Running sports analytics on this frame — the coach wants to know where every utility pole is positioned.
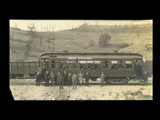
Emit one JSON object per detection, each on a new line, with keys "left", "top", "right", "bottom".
{"left": 96, "top": 21, "right": 98, "bottom": 26}
{"left": 137, "top": 24, "right": 139, "bottom": 38}
{"left": 28, "top": 23, "right": 36, "bottom": 38}
{"left": 96, "top": 20, "right": 99, "bottom": 29}
{"left": 14, "top": 21, "right": 18, "bottom": 28}
{"left": 124, "top": 24, "right": 128, "bottom": 29}
{"left": 40, "top": 24, "right": 42, "bottom": 32}
{"left": 131, "top": 42, "right": 134, "bottom": 52}
{"left": 46, "top": 24, "right": 48, "bottom": 32}
{"left": 51, "top": 40, "right": 55, "bottom": 52}
{"left": 47, "top": 40, "right": 50, "bottom": 50}
{"left": 40, "top": 36, "right": 42, "bottom": 47}
{"left": 49, "top": 24, "right": 51, "bottom": 32}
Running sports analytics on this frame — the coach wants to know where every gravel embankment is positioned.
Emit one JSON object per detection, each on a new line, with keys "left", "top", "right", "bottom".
{"left": 10, "top": 84, "right": 153, "bottom": 100}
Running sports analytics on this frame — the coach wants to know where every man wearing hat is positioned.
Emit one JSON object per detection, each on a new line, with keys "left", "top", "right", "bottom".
{"left": 100, "top": 72, "right": 105, "bottom": 87}
{"left": 72, "top": 73, "right": 77, "bottom": 90}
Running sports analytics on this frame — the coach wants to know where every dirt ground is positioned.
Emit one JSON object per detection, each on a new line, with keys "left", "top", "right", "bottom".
{"left": 10, "top": 79, "right": 153, "bottom": 100}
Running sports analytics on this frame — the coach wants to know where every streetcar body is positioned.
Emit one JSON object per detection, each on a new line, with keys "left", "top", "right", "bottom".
{"left": 39, "top": 52, "right": 146, "bottom": 83}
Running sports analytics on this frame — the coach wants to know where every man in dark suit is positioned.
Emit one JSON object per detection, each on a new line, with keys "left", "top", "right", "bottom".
{"left": 68, "top": 73, "right": 72, "bottom": 87}
{"left": 56, "top": 72, "right": 61, "bottom": 86}
{"left": 62, "top": 70, "right": 67, "bottom": 86}
{"left": 42, "top": 65, "right": 46, "bottom": 81}
{"left": 44, "top": 70, "right": 50, "bottom": 86}
{"left": 59, "top": 75, "right": 64, "bottom": 90}
{"left": 85, "top": 72, "right": 90, "bottom": 86}
{"left": 72, "top": 73, "right": 77, "bottom": 90}
{"left": 143, "top": 71, "right": 148, "bottom": 86}
{"left": 50, "top": 72, "right": 55, "bottom": 86}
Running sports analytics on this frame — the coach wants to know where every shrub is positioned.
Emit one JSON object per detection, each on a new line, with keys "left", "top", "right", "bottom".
{"left": 88, "top": 40, "right": 96, "bottom": 47}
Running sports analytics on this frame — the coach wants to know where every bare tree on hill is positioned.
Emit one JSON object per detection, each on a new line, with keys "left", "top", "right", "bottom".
{"left": 99, "top": 34, "right": 111, "bottom": 47}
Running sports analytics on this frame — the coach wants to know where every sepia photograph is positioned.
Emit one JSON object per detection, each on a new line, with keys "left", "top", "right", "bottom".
{"left": 9, "top": 19, "right": 153, "bottom": 100}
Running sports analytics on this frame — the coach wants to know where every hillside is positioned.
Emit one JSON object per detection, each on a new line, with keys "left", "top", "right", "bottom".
{"left": 9, "top": 23, "right": 152, "bottom": 61}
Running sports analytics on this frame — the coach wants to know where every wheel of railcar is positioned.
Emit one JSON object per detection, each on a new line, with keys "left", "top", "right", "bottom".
{"left": 124, "top": 80, "right": 128, "bottom": 85}
{"left": 11, "top": 74, "right": 16, "bottom": 79}
{"left": 29, "top": 74, "right": 35, "bottom": 77}
{"left": 10, "top": 74, "right": 13, "bottom": 79}
{"left": 106, "top": 81, "right": 111, "bottom": 85}
{"left": 105, "top": 78, "right": 110, "bottom": 85}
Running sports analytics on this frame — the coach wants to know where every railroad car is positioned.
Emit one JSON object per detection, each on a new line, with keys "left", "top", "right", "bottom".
{"left": 144, "top": 60, "right": 153, "bottom": 77}
{"left": 38, "top": 52, "right": 148, "bottom": 83}
{"left": 10, "top": 61, "right": 39, "bottom": 78}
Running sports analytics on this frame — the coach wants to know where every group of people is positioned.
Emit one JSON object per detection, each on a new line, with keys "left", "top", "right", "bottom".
{"left": 52, "top": 71, "right": 91, "bottom": 90}
{"left": 35, "top": 64, "right": 106, "bottom": 89}
{"left": 35, "top": 65, "right": 91, "bottom": 89}
{"left": 56, "top": 71, "right": 106, "bottom": 89}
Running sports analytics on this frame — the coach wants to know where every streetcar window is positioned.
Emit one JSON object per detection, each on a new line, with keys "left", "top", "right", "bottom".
{"left": 41, "top": 60, "right": 44, "bottom": 63}
{"left": 111, "top": 61, "right": 118, "bottom": 69}
{"left": 66, "top": 63, "right": 72, "bottom": 69}
{"left": 46, "top": 60, "right": 49, "bottom": 68}
{"left": 95, "top": 61, "right": 101, "bottom": 64}
{"left": 126, "top": 64, "right": 132, "bottom": 69}
{"left": 80, "top": 64, "right": 87, "bottom": 69}
{"left": 12, "top": 63, "right": 17, "bottom": 66}
{"left": 43, "top": 60, "right": 46, "bottom": 65}
{"left": 111, "top": 64, "right": 118, "bottom": 69}
{"left": 73, "top": 63, "right": 79, "bottom": 69}
{"left": 60, "top": 61, "right": 65, "bottom": 69}
{"left": 94, "top": 64, "right": 101, "bottom": 69}
{"left": 118, "top": 60, "right": 124, "bottom": 69}
{"left": 111, "top": 61, "right": 118, "bottom": 64}
{"left": 51, "top": 60, "right": 59, "bottom": 68}
{"left": 101, "top": 61, "right": 108, "bottom": 68}
{"left": 94, "top": 61, "right": 101, "bottom": 69}
{"left": 79, "top": 61, "right": 86, "bottom": 64}
{"left": 88, "top": 64, "right": 94, "bottom": 69}
{"left": 126, "top": 61, "right": 132, "bottom": 69}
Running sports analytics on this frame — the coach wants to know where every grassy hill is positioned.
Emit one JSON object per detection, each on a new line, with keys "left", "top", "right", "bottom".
{"left": 9, "top": 23, "right": 152, "bottom": 61}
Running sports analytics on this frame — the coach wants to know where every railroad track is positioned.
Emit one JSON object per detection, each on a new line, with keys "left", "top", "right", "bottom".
{"left": 9, "top": 79, "right": 152, "bottom": 86}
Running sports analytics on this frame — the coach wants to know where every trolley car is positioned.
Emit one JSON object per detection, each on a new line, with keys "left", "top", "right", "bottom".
{"left": 38, "top": 52, "right": 147, "bottom": 83}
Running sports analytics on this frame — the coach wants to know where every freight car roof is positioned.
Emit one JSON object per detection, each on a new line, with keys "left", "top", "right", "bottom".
{"left": 39, "top": 52, "right": 143, "bottom": 59}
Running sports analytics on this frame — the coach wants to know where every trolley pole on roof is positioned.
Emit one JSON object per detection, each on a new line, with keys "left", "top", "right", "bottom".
{"left": 51, "top": 40, "right": 55, "bottom": 52}
{"left": 40, "top": 36, "right": 42, "bottom": 47}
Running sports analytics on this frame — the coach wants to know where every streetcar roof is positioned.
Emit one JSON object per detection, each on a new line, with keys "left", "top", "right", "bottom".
{"left": 39, "top": 52, "right": 143, "bottom": 59}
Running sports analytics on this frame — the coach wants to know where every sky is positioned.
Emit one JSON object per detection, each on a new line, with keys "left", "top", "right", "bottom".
{"left": 10, "top": 20, "right": 152, "bottom": 32}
